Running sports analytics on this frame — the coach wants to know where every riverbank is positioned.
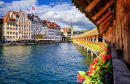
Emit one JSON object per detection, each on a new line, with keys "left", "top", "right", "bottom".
{"left": 0, "top": 41, "right": 73, "bottom": 46}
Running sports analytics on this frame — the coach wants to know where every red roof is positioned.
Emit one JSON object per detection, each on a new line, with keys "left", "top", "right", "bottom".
{"left": 44, "top": 20, "right": 61, "bottom": 28}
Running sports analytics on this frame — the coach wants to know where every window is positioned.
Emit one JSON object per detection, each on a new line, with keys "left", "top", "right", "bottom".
{"left": 7, "top": 27, "right": 9, "bottom": 30}
{"left": 10, "top": 36, "right": 12, "bottom": 38}
{"left": 10, "top": 27, "right": 12, "bottom": 30}
{"left": 10, "top": 32, "right": 12, "bottom": 34}
{"left": 7, "top": 23, "right": 9, "bottom": 25}
{"left": 10, "top": 23, "right": 12, "bottom": 26}
{"left": 13, "top": 32, "right": 15, "bottom": 34}
{"left": 7, "top": 36, "right": 9, "bottom": 38}
{"left": 7, "top": 31, "right": 9, "bottom": 34}
{"left": 13, "top": 36, "right": 15, "bottom": 38}
{"left": 13, "top": 24, "right": 15, "bottom": 26}
{"left": 16, "top": 28, "right": 17, "bottom": 30}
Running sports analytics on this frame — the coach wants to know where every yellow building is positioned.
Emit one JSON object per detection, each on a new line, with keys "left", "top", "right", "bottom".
{"left": 1, "top": 11, "right": 17, "bottom": 43}
{"left": 1, "top": 9, "right": 31, "bottom": 43}
{"left": 17, "top": 9, "right": 31, "bottom": 39}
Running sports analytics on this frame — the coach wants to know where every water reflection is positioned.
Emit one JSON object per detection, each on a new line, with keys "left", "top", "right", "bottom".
{"left": 0, "top": 43, "right": 94, "bottom": 84}
{"left": 74, "top": 44, "right": 96, "bottom": 69}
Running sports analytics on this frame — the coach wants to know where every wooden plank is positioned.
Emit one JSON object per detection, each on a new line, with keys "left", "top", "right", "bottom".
{"left": 100, "top": 22, "right": 109, "bottom": 34}
{"left": 96, "top": 11, "right": 112, "bottom": 24}
{"left": 100, "top": 14, "right": 112, "bottom": 26}
{"left": 86, "top": 0, "right": 91, "bottom": 4}
{"left": 85, "top": 0, "right": 100, "bottom": 12}
{"left": 92, "top": 0, "right": 114, "bottom": 20}
{"left": 77, "top": 0, "right": 87, "bottom": 9}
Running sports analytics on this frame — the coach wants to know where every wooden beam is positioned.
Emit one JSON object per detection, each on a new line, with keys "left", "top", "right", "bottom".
{"left": 77, "top": 0, "right": 87, "bottom": 9}
{"left": 100, "top": 14, "right": 112, "bottom": 26}
{"left": 100, "top": 22, "right": 109, "bottom": 34}
{"left": 92, "top": 0, "right": 114, "bottom": 20}
{"left": 86, "top": 0, "right": 91, "bottom": 4}
{"left": 96, "top": 11, "right": 112, "bottom": 24}
{"left": 85, "top": 0, "right": 100, "bottom": 12}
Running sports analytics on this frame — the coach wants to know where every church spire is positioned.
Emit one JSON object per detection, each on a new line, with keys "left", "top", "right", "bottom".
{"left": 19, "top": 9, "right": 22, "bottom": 13}
{"left": 70, "top": 20, "right": 73, "bottom": 29}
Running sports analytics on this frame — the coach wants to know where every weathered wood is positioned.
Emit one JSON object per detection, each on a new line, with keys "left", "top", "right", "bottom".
{"left": 85, "top": 0, "right": 100, "bottom": 12}
{"left": 77, "top": 0, "right": 87, "bottom": 9}
{"left": 96, "top": 11, "right": 112, "bottom": 24}
{"left": 86, "top": 0, "right": 91, "bottom": 4}
{"left": 100, "top": 14, "right": 112, "bottom": 26}
{"left": 92, "top": 0, "right": 114, "bottom": 20}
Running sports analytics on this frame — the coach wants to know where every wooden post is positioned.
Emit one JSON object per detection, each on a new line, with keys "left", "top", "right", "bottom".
{"left": 91, "top": 51, "right": 94, "bottom": 57}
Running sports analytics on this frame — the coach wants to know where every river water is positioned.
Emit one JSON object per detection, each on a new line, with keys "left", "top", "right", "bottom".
{"left": 0, "top": 43, "right": 95, "bottom": 84}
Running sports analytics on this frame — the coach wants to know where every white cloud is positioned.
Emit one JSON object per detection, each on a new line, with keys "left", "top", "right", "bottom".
{"left": 0, "top": 1, "right": 5, "bottom": 6}
{"left": 0, "top": 0, "right": 96, "bottom": 31}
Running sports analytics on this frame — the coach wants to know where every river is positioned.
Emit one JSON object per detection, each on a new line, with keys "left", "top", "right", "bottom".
{"left": 0, "top": 43, "right": 95, "bottom": 84}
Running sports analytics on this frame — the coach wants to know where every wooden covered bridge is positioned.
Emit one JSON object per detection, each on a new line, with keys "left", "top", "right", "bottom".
{"left": 72, "top": 0, "right": 130, "bottom": 83}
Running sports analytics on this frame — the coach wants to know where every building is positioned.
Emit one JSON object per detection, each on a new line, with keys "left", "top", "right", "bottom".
{"left": 16, "top": 9, "right": 31, "bottom": 40}
{"left": 41, "top": 19, "right": 49, "bottom": 39}
{"left": 1, "top": 11, "right": 18, "bottom": 43}
{"left": 44, "top": 20, "right": 61, "bottom": 42}
{"left": 60, "top": 21, "right": 73, "bottom": 41}
{"left": 28, "top": 13, "right": 43, "bottom": 39}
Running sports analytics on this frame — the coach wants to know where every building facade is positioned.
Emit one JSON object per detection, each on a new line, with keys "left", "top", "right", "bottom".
{"left": 16, "top": 9, "right": 31, "bottom": 40}
{"left": 60, "top": 21, "right": 73, "bottom": 41}
{"left": 28, "top": 13, "right": 43, "bottom": 39}
{"left": 0, "top": 9, "right": 62, "bottom": 43}
{"left": 1, "top": 11, "right": 17, "bottom": 43}
{"left": 44, "top": 20, "right": 61, "bottom": 42}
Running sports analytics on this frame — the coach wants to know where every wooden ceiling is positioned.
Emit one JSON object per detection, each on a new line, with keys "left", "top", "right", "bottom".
{"left": 71, "top": 0, "right": 114, "bottom": 35}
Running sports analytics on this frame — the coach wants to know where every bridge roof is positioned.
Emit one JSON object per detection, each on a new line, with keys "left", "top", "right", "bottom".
{"left": 74, "top": 28, "right": 99, "bottom": 38}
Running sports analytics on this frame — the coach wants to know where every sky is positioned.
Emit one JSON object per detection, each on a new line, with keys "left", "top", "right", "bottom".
{"left": 0, "top": 0, "right": 96, "bottom": 31}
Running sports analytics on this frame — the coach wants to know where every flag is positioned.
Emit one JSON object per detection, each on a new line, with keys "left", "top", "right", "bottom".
{"left": 32, "top": 7, "right": 35, "bottom": 10}
{"left": 48, "top": 28, "right": 49, "bottom": 30}
{"left": 12, "top": 28, "right": 15, "bottom": 30}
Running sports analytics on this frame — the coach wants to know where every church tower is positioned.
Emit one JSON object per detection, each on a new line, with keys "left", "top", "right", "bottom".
{"left": 70, "top": 20, "right": 73, "bottom": 36}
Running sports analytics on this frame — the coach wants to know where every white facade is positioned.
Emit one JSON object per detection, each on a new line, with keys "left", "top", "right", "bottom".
{"left": 48, "top": 27, "right": 61, "bottom": 41}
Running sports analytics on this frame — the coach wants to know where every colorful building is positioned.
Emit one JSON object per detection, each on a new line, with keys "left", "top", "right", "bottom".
{"left": 60, "top": 21, "right": 73, "bottom": 41}
{"left": 1, "top": 11, "right": 17, "bottom": 43}
{"left": 44, "top": 20, "right": 61, "bottom": 42}
{"left": 16, "top": 9, "right": 31, "bottom": 40}
{"left": 28, "top": 13, "right": 43, "bottom": 39}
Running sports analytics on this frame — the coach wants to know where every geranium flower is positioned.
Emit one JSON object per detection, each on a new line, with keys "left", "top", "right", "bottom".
{"left": 77, "top": 74, "right": 85, "bottom": 82}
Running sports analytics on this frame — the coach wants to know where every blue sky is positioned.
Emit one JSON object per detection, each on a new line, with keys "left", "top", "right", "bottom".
{"left": 0, "top": 0, "right": 96, "bottom": 31}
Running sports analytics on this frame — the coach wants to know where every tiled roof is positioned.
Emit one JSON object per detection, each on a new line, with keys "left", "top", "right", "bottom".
{"left": 44, "top": 20, "right": 60, "bottom": 28}
{"left": 1, "top": 11, "right": 21, "bottom": 23}
{"left": 61, "top": 28, "right": 70, "bottom": 33}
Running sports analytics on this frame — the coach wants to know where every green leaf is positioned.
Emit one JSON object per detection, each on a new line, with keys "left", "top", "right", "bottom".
{"left": 98, "top": 80, "right": 103, "bottom": 84}
{"left": 78, "top": 71, "right": 86, "bottom": 76}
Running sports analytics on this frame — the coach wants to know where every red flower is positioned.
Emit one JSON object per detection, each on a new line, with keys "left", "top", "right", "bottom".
{"left": 77, "top": 74, "right": 85, "bottom": 82}
{"left": 93, "top": 60, "right": 97, "bottom": 63}
{"left": 98, "top": 73, "right": 101, "bottom": 76}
